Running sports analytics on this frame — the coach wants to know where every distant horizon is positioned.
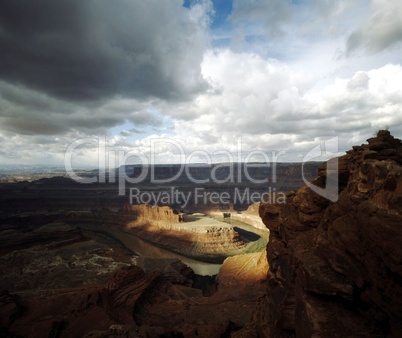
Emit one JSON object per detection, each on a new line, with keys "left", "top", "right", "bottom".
{"left": 0, "top": 159, "right": 327, "bottom": 171}
{"left": 1, "top": 1, "right": 401, "bottom": 165}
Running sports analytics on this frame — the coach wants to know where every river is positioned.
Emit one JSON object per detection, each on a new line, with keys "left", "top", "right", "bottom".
{"left": 78, "top": 223, "right": 222, "bottom": 276}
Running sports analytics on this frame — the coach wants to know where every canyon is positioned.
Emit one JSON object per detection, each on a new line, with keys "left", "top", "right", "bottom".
{"left": 0, "top": 210, "right": 268, "bottom": 337}
{"left": 123, "top": 204, "right": 268, "bottom": 263}
{"left": 1, "top": 132, "right": 401, "bottom": 336}
{"left": 0, "top": 164, "right": 274, "bottom": 337}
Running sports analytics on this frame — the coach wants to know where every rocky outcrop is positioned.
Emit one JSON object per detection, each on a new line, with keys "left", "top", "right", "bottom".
{"left": 244, "top": 131, "right": 402, "bottom": 337}
{"left": 125, "top": 204, "right": 182, "bottom": 223}
{"left": 217, "top": 250, "right": 268, "bottom": 288}
{"left": 0, "top": 266, "right": 169, "bottom": 337}
{"left": 124, "top": 205, "right": 264, "bottom": 263}
{"left": 1, "top": 261, "right": 267, "bottom": 337}
{"left": 233, "top": 203, "right": 270, "bottom": 231}
{"left": 0, "top": 221, "right": 87, "bottom": 255}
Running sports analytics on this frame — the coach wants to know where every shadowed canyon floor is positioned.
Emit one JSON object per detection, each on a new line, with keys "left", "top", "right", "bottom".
{"left": 0, "top": 170, "right": 272, "bottom": 337}
{"left": 1, "top": 133, "right": 402, "bottom": 337}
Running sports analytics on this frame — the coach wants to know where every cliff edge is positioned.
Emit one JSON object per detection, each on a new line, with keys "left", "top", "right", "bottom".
{"left": 123, "top": 204, "right": 266, "bottom": 263}
{"left": 240, "top": 130, "right": 402, "bottom": 337}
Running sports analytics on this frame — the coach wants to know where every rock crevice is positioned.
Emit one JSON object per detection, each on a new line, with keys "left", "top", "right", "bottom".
{"left": 246, "top": 131, "right": 402, "bottom": 337}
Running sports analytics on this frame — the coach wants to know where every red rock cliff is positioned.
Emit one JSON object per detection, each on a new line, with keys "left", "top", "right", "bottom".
{"left": 241, "top": 130, "right": 402, "bottom": 337}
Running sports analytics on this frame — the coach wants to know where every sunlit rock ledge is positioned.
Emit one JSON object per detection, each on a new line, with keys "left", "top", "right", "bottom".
{"left": 123, "top": 204, "right": 267, "bottom": 263}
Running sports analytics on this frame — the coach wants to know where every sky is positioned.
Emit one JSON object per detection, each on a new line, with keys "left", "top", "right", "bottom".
{"left": 0, "top": 0, "right": 402, "bottom": 168}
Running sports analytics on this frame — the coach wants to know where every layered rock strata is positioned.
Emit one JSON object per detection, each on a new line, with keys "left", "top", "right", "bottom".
{"left": 209, "top": 202, "right": 270, "bottom": 232}
{"left": 241, "top": 130, "right": 402, "bottom": 337}
{"left": 1, "top": 254, "right": 268, "bottom": 337}
{"left": 124, "top": 204, "right": 263, "bottom": 263}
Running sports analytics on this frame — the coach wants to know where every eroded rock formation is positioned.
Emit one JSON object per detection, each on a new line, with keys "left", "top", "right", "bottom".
{"left": 242, "top": 130, "right": 402, "bottom": 337}
{"left": 123, "top": 205, "right": 262, "bottom": 263}
{"left": 1, "top": 255, "right": 268, "bottom": 337}
{"left": 126, "top": 204, "right": 182, "bottom": 223}
{"left": 2, "top": 132, "right": 401, "bottom": 337}
{"left": 217, "top": 250, "right": 268, "bottom": 288}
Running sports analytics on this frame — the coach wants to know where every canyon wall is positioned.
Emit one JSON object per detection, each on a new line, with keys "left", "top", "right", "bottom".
{"left": 217, "top": 250, "right": 268, "bottom": 288}
{"left": 209, "top": 203, "right": 269, "bottom": 232}
{"left": 233, "top": 203, "right": 269, "bottom": 231}
{"left": 1, "top": 254, "right": 268, "bottom": 337}
{"left": 239, "top": 130, "right": 402, "bottom": 337}
{"left": 123, "top": 204, "right": 258, "bottom": 263}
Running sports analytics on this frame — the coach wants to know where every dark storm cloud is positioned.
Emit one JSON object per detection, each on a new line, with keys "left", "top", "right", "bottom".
{"left": 0, "top": 0, "right": 209, "bottom": 102}
{"left": 2, "top": 117, "right": 67, "bottom": 135}
{"left": 0, "top": 80, "right": 162, "bottom": 135}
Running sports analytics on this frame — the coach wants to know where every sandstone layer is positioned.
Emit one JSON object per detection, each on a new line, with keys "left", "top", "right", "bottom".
{"left": 123, "top": 204, "right": 266, "bottom": 263}
{"left": 209, "top": 202, "right": 270, "bottom": 233}
{"left": 1, "top": 253, "right": 268, "bottom": 337}
{"left": 217, "top": 250, "right": 268, "bottom": 288}
{"left": 239, "top": 130, "right": 402, "bottom": 337}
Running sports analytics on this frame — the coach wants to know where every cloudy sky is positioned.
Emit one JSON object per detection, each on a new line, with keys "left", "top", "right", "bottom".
{"left": 0, "top": 0, "right": 401, "bottom": 167}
